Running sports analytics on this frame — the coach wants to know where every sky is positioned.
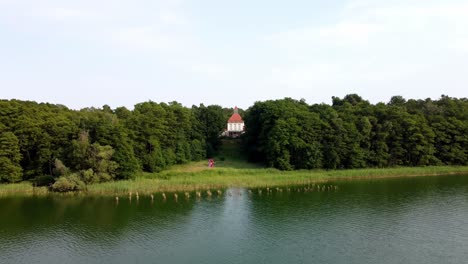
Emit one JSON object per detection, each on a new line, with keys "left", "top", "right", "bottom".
{"left": 0, "top": 0, "right": 467, "bottom": 109}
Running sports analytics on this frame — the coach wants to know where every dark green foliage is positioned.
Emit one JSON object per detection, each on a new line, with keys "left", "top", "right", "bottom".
{"left": 68, "top": 131, "right": 119, "bottom": 183}
{"left": 75, "top": 108, "right": 139, "bottom": 179}
{"left": 190, "top": 139, "right": 205, "bottom": 161}
{"left": 0, "top": 95, "right": 466, "bottom": 182}
{"left": 124, "top": 101, "right": 209, "bottom": 172}
{"left": 0, "top": 99, "right": 225, "bottom": 183}
{"left": 141, "top": 141, "right": 165, "bottom": 172}
{"left": 244, "top": 95, "right": 468, "bottom": 170}
{"left": 244, "top": 98, "right": 323, "bottom": 170}
{"left": 34, "top": 175, "right": 56, "bottom": 187}
{"left": 0, "top": 100, "right": 78, "bottom": 180}
{"left": 0, "top": 157, "right": 23, "bottom": 183}
{"left": 192, "top": 104, "right": 226, "bottom": 157}
{"left": 0, "top": 131, "right": 23, "bottom": 182}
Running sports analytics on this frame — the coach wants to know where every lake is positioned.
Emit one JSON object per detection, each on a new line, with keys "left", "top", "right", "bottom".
{"left": 1, "top": 175, "right": 468, "bottom": 264}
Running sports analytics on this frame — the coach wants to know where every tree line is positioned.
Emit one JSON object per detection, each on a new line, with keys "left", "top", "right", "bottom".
{"left": 243, "top": 95, "right": 468, "bottom": 170}
{"left": 0, "top": 100, "right": 228, "bottom": 188}
{"left": 1, "top": 94, "right": 467, "bottom": 189}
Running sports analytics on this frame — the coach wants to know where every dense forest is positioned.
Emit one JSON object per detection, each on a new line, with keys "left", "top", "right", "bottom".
{"left": 0, "top": 95, "right": 467, "bottom": 191}
{"left": 0, "top": 100, "right": 228, "bottom": 189}
{"left": 243, "top": 95, "right": 468, "bottom": 170}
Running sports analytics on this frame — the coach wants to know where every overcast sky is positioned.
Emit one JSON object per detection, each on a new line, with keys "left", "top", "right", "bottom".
{"left": 1, "top": 0, "right": 467, "bottom": 109}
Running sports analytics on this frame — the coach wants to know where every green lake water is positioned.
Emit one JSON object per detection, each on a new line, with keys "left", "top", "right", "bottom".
{"left": 1, "top": 175, "right": 468, "bottom": 264}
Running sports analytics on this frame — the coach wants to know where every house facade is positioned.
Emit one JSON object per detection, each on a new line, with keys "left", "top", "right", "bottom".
{"left": 224, "top": 106, "right": 245, "bottom": 137}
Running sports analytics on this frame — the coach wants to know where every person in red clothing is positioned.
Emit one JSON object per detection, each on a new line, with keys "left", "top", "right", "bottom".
{"left": 208, "top": 159, "right": 215, "bottom": 168}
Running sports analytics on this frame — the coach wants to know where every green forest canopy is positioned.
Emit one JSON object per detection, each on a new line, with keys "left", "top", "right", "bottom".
{"left": 244, "top": 95, "right": 468, "bottom": 170}
{"left": 0, "top": 95, "right": 467, "bottom": 187}
{"left": 0, "top": 101, "right": 227, "bottom": 185}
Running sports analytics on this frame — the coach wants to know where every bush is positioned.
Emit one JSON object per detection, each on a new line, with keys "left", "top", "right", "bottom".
{"left": 34, "top": 175, "right": 56, "bottom": 187}
{"left": 53, "top": 159, "right": 69, "bottom": 176}
{"left": 81, "top": 169, "right": 98, "bottom": 184}
{"left": 80, "top": 169, "right": 114, "bottom": 184}
{"left": 51, "top": 174, "right": 86, "bottom": 192}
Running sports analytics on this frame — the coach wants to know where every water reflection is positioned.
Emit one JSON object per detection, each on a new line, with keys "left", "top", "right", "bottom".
{"left": 1, "top": 175, "right": 468, "bottom": 264}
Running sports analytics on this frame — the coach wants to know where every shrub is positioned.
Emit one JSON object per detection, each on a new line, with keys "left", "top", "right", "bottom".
{"left": 53, "top": 159, "right": 69, "bottom": 176}
{"left": 51, "top": 174, "right": 86, "bottom": 192}
{"left": 34, "top": 175, "right": 56, "bottom": 187}
{"left": 81, "top": 169, "right": 98, "bottom": 184}
{"left": 80, "top": 169, "right": 114, "bottom": 184}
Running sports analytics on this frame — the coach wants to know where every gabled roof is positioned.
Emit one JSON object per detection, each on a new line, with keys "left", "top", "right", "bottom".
{"left": 228, "top": 113, "right": 243, "bottom": 123}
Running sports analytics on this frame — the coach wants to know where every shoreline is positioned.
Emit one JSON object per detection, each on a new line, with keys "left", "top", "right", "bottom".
{"left": 1, "top": 166, "right": 468, "bottom": 197}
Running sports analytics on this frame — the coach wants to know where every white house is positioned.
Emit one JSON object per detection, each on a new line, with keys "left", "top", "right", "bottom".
{"left": 225, "top": 106, "right": 244, "bottom": 137}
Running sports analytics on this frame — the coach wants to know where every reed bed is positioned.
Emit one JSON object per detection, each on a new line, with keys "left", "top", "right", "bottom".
{"left": 1, "top": 166, "right": 468, "bottom": 197}
{"left": 0, "top": 182, "right": 48, "bottom": 197}
{"left": 52, "top": 166, "right": 468, "bottom": 195}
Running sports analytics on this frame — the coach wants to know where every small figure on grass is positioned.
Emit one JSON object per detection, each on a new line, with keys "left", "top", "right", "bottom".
{"left": 208, "top": 159, "right": 215, "bottom": 168}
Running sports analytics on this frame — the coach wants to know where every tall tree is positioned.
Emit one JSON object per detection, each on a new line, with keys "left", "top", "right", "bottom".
{"left": 0, "top": 130, "right": 23, "bottom": 182}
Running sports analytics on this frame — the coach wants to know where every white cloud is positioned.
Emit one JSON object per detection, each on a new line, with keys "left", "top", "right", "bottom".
{"left": 451, "top": 38, "right": 468, "bottom": 54}
{"left": 265, "top": 1, "right": 468, "bottom": 80}
{"left": 159, "top": 10, "right": 185, "bottom": 25}
{"left": 318, "top": 22, "right": 382, "bottom": 45}
{"left": 267, "top": 61, "right": 414, "bottom": 89}
{"left": 30, "top": 7, "right": 95, "bottom": 21}
{"left": 371, "top": 3, "right": 468, "bottom": 18}
{"left": 269, "top": 1, "right": 468, "bottom": 48}
{"left": 112, "top": 26, "right": 178, "bottom": 52}
{"left": 270, "top": 64, "right": 341, "bottom": 85}
{"left": 190, "top": 63, "right": 231, "bottom": 78}
{"left": 2, "top": 0, "right": 467, "bottom": 108}
{"left": 268, "top": 21, "right": 381, "bottom": 49}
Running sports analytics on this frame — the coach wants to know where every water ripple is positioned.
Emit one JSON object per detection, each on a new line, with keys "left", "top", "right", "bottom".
{"left": 1, "top": 175, "right": 468, "bottom": 264}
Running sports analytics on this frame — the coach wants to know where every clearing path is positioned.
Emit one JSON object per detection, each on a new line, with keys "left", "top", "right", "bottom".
{"left": 165, "top": 138, "right": 262, "bottom": 173}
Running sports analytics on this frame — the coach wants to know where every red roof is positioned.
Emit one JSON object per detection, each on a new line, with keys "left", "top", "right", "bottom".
{"left": 228, "top": 113, "right": 243, "bottom": 123}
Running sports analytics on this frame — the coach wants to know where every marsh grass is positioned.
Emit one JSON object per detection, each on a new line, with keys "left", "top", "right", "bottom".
{"left": 62, "top": 165, "right": 468, "bottom": 196}
{"left": 1, "top": 166, "right": 468, "bottom": 197}
{"left": 0, "top": 182, "right": 48, "bottom": 197}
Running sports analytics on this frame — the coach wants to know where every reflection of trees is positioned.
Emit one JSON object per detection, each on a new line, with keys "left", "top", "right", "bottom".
{"left": 1, "top": 176, "right": 467, "bottom": 263}
{"left": 248, "top": 175, "right": 468, "bottom": 226}
{"left": 0, "top": 195, "right": 197, "bottom": 244}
